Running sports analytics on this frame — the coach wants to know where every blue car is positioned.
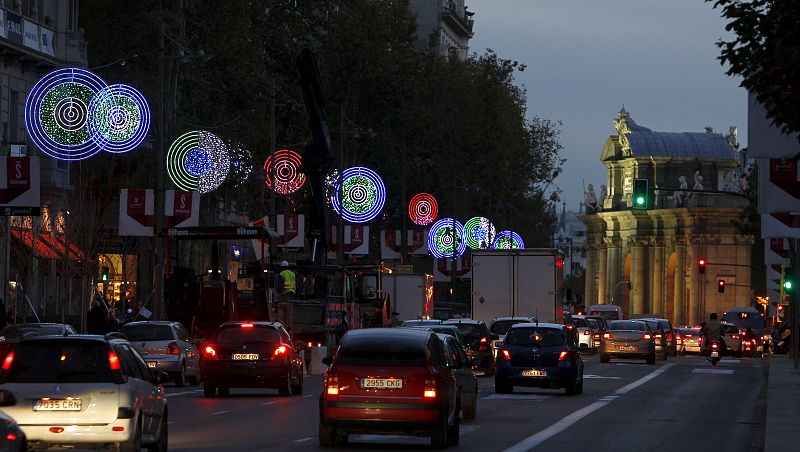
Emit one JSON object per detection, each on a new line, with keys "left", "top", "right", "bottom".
{"left": 495, "top": 323, "right": 584, "bottom": 395}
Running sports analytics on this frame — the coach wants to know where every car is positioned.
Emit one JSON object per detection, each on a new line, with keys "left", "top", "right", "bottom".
{"left": 0, "top": 323, "right": 77, "bottom": 358}
{"left": 401, "top": 319, "right": 443, "bottom": 327}
{"left": 638, "top": 319, "right": 668, "bottom": 360}
{"left": 722, "top": 322, "right": 743, "bottom": 357}
{"left": 442, "top": 319, "right": 495, "bottom": 375}
{"left": 586, "top": 318, "right": 603, "bottom": 349}
{"left": 488, "top": 316, "right": 537, "bottom": 357}
{"left": 584, "top": 315, "right": 608, "bottom": 331}
{"left": 120, "top": 320, "right": 201, "bottom": 387}
{"left": 600, "top": 320, "right": 657, "bottom": 364}
{"left": 404, "top": 325, "right": 467, "bottom": 348}
{"left": 677, "top": 326, "right": 703, "bottom": 354}
{"left": 319, "top": 328, "right": 459, "bottom": 449}
{"left": 570, "top": 316, "right": 598, "bottom": 353}
{"left": 0, "top": 334, "right": 168, "bottom": 451}
{"left": 437, "top": 333, "right": 478, "bottom": 420}
{"left": 636, "top": 317, "right": 678, "bottom": 356}
{"left": 0, "top": 389, "right": 27, "bottom": 451}
{"left": 201, "top": 321, "right": 304, "bottom": 397}
{"left": 495, "top": 323, "right": 584, "bottom": 395}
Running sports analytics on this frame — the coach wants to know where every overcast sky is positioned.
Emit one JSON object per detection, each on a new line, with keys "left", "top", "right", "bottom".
{"left": 468, "top": 0, "right": 747, "bottom": 211}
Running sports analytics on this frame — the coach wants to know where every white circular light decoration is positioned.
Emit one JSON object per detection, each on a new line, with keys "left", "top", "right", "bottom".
{"left": 493, "top": 230, "right": 525, "bottom": 249}
{"left": 228, "top": 141, "right": 253, "bottom": 187}
{"left": 167, "top": 130, "right": 230, "bottom": 193}
{"left": 464, "top": 216, "right": 496, "bottom": 249}
{"left": 87, "top": 83, "right": 151, "bottom": 154}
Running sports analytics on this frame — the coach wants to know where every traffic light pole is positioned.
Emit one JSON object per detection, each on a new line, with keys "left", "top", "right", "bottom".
{"left": 791, "top": 240, "right": 799, "bottom": 369}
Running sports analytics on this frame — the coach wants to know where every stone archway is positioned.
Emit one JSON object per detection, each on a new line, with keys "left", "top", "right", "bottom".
{"left": 623, "top": 252, "right": 631, "bottom": 318}
{"left": 665, "top": 252, "right": 676, "bottom": 323}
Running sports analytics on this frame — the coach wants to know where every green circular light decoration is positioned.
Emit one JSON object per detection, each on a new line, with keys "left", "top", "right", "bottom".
{"left": 464, "top": 216, "right": 496, "bottom": 249}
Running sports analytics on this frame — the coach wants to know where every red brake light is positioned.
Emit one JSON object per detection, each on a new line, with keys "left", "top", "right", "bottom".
{"left": 480, "top": 337, "right": 487, "bottom": 343}
{"left": 583, "top": 330, "right": 591, "bottom": 335}
{"left": 666, "top": 333, "right": 673, "bottom": 340}
{"left": 2, "top": 351, "right": 14, "bottom": 370}
{"left": 711, "top": 342, "right": 719, "bottom": 349}
{"left": 307, "top": 342, "right": 313, "bottom": 348}
{"left": 558, "top": 350, "right": 570, "bottom": 361}
{"left": 167, "top": 341, "right": 180, "bottom": 355}
{"left": 274, "top": 345, "right": 288, "bottom": 356}
{"left": 423, "top": 378, "right": 437, "bottom": 398}
{"left": 204, "top": 345, "right": 218, "bottom": 359}
{"left": 325, "top": 374, "right": 339, "bottom": 396}
{"left": 112, "top": 426, "right": 125, "bottom": 432}
{"left": 49, "top": 427, "right": 64, "bottom": 433}
{"left": 241, "top": 323, "right": 254, "bottom": 328}
{"left": 731, "top": 335, "right": 740, "bottom": 339}
{"left": 500, "top": 349, "right": 511, "bottom": 360}
{"left": 642, "top": 333, "right": 652, "bottom": 340}
{"left": 603, "top": 332, "right": 613, "bottom": 340}
{"left": 5, "top": 433, "right": 17, "bottom": 441}
{"left": 108, "top": 350, "right": 121, "bottom": 371}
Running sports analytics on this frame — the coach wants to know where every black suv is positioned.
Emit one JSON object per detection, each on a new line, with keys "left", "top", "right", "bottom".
{"left": 442, "top": 319, "right": 495, "bottom": 375}
{"left": 201, "top": 321, "right": 304, "bottom": 397}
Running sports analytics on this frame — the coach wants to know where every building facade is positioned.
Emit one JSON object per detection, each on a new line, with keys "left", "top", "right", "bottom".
{"left": 408, "top": 0, "right": 474, "bottom": 60}
{"left": 580, "top": 109, "right": 753, "bottom": 326}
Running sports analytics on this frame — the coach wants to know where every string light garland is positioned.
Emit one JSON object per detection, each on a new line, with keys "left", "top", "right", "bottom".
{"left": 87, "top": 84, "right": 150, "bottom": 153}
{"left": 331, "top": 166, "right": 386, "bottom": 223}
{"left": 25, "top": 67, "right": 108, "bottom": 160}
{"left": 263, "top": 149, "right": 306, "bottom": 194}
{"left": 324, "top": 169, "right": 339, "bottom": 206}
{"left": 167, "top": 130, "right": 230, "bottom": 193}
{"left": 408, "top": 193, "right": 439, "bottom": 226}
{"left": 228, "top": 142, "right": 253, "bottom": 187}
{"left": 464, "top": 216, "right": 496, "bottom": 249}
{"left": 493, "top": 230, "right": 525, "bottom": 249}
{"left": 428, "top": 218, "right": 467, "bottom": 258}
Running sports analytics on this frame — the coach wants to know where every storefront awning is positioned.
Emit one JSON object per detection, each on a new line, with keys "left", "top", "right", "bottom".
{"left": 11, "top": 229, "right": 85, "bottom": 261}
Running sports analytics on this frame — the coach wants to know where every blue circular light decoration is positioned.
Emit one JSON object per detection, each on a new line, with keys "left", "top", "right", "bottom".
{"left": 428, "top": 218, "right": 468, "bottom": 259}
{"left": 87, "top": 84, "right": 151, "bottom": 154}
{"left": 25, "top": 67, "right": 109, "bottom": 160}
{"left": 493, "top": 230, "right": 525, "bottom": 249}
{"left": 464, "top": 216, "right": 496, "bottom": 249}
{"left": 167, "top": 131, "right": 230, "bottom": 193}
{"left": 228, "top": 142, "right": 253, "bottom": 187}
{"left": 331, "top": 166, "right": 386, "bottom": 223}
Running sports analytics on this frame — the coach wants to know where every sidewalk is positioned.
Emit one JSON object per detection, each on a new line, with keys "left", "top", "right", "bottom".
{"left": 765, "top": 356, "right": 800, "bottom": 451}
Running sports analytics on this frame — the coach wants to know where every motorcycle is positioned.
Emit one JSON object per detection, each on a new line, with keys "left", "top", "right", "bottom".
{"left": 741, "top": 338, "right": 758, "bottom": 357}
{"left": 709, "top": 340, "right": 722, "bottom": 366}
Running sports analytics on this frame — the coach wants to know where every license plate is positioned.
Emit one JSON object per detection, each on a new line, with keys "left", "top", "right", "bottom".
{"left": 521, "top": 369, "right": 547, "bottom": 377}
{"left": 232, "top": 353, "right": 259, "bottom": 360}
{"left": 33, "top": 398, "right": 81, "bottom": 411}
{"left": 360, "top": 378, "right": 403, "bottom": 389}
{"left": 619, "top": 346, "right": 635, "bottom": 351}
{"left": 147, "top": 362, "right": 157, "bottom": 368}
{"left": 711, "top": 351, "right": 719, "bottom": 358}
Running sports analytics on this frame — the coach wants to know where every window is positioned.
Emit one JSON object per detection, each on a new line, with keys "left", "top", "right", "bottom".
{"left": 121, "top": 325, "right": 175, "bottom": 341}
{"left": 174, "top": 324, "right": 191, "bottom": 342}
{"left": 2, "top": 341, "right": 114, "bottom": 383}
{"left": 113, "top": 344, "right": 146, "bottom": 381}
{"left": 428, "top": 336, "right": 448, "bottom": 368}
{"left": 609, "top": 321, "right": 646, "bottom": 331}
{"left": 278, "top": 326, "right": 291, "bottom": 343}
{"left": 216, "top": 326, "right": 279, "bottom": 344}
{"left": 339, "top": 337, "right": 425, "bottom": 367}
{"left": 505, "top": 328, "right": 564, "bottom": 347}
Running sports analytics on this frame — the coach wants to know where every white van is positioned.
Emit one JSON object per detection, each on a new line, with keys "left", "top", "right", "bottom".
{"left": 587, "top": 304, "right": 624, "bottom": 321}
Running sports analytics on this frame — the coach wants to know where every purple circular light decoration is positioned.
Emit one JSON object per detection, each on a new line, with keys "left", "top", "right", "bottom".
{"left": 492, "top": 230, "right": 525, "bottom": 249}
{"left": 331, "top": 166, "right": 386, "bottom": 223}
{"left": 25, "top": 67, "right": 109, "bottom": 160}
{"left": 428, "top": 218, "right": 467, "bottom": 259}
{"left": 87, "top": 83, "right": 151, "bottom": 154}
{"left": 408, "top": 193, "right": 439, "bottom": 226}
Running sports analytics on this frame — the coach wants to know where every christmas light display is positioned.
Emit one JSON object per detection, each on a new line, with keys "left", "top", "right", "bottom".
{"left": 25, "top": 67, "right": 108, "bottom": 160}
{"left": 331, "top": 166, "right": 386, "bottom": 223}
{"left": 88, "top": 84, "right": 151, "bottom": 153}
{"left": 324, "top": 169, "right": 339, "bottom": 206}
{"left": 428, "top": 218, "right": 467, "bottom": 259}
{"left": 228, "top": 142, "right": 253, "bottom": 187}
{"left": 492, "top": 230, "right": 525, "bottom": 249}
{"left": 263, "top": 150, "right": 306, "bottom": 194}
{"left": 408, "top": 193, "right": 439, "bottom": 226}
{"left": 167, "top": 130, "right": 230, "bottom": 193}
{"left": 464, "top": 216, "right": 496, "bottom": 249}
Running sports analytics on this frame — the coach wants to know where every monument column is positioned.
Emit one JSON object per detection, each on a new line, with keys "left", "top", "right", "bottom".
{"left": 596, "top": 243, "right": 608, "bottom": 306}
{"left": 631, "top": 240, "right": 647, "bottom": 316}
{"left": 605, "top": 237, "right": 622, "bottom": 305}
{"left": 583, "top": 241, "right": 597, "bottom": 306}
{"left": 674, "top": 239, "right": 686, "bottom": 325}
{"left": 650, "top": 238, "right": 665, "bottom": 316}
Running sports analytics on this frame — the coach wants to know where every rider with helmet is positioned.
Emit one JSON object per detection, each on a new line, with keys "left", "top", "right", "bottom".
{"left": 701, "top": 312, "right": 726, "bottom": 355}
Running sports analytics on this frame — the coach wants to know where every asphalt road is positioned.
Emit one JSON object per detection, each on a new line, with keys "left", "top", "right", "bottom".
{"left": 164, "top": 354, "right": 767, "bottom": 451}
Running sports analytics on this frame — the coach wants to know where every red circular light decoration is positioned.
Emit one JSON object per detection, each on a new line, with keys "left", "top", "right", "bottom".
{"left": 263, "top": 150, "right": 306, "bottom": 195}
{"left": 408, "top": 193, "right": 438, "bottom": 226}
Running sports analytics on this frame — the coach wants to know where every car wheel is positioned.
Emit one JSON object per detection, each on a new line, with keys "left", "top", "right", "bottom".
{"left": 116, "top": 419, "right": 141, "bottom": 452}
{"left": 430, "top": 411, "right": 447, "bottom": 450}
{"left": 319, "top": 422, "right": 336, "bottom": 447}
{"left": 173, "top": 364, "right": 186, "bottom": 387}
{"left": 218, "top": 386, "right": 230, "bottom": 397}
{"left": 203, "top": 382, "right": 216, "bottom": 397}
{"left": 463, "top": 393, "right": 477, "bottom": 420}
{"left": 660, "top": 350, "right": 668, "bottom": 360}
{"left": 446, "top": 401, "right": 460, "bottom": 446}
{"left": 494, "top": 377, "right": 512, "bottom": 394}
{"left": 565, "top": 375, "right": 577, "bottom": 395}
{"left": 647, "top": 353, "right": 656, "bottom": 364}
{"left": 576, "top": 376, "right": 584, "bottom": 395}
{"left": 600, "top": 354, "right": 610, "bottom": 363}
{"left": 279, "top": 373, "right": 291, "bottom": 396}
{"left": 146, "top": 410, "right": 168, "bottom": 452}
{"left": 290, "top": 372, "right": 303, "bottom": 395}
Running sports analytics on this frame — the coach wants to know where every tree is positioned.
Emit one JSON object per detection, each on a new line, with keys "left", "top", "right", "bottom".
{"left": 709, "top": 0, "right": 800, "bottom": 137}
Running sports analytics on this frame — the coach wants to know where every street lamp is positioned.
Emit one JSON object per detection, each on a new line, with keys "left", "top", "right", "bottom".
{"left": 610, "top": 279, "right": 631, "bottom": 306}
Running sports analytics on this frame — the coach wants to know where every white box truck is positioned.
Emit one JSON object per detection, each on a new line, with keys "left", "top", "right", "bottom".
{"left": 382, "top": 273, "right": 433, "bottom": 323}
{"left": 470, "top": 249, "right": 564, "bottom": 324}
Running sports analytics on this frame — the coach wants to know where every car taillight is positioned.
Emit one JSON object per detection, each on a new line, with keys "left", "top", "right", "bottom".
{"left": 655, "top": 334, "right": 662, "bottom": 339}
{"left": 593, "top": 334, "right": 601, "bottom": 339}
{"left": 2, "top": 351, "right": 14, "bottom": 370}
{"left": 204, "top": 345, "right": 218, "bottom": 360}
{"left": 583, "top": 329, "right": 591, "bottom": 336}
{"left": 479, "top": 337, "right": 488, "bottom": 351}
{"left": 108, "top": 350, "right": 121, "bottom": 371}
{"left": 642, "top": 333, "right": 652, "bottom": 340}
{"left": 5, "top": 433, "right": 17, "bottom": 440}
{"left": 500, "top": 349, "right": 511, "bottom": 360}
{"left": 273, "top": 345, "right": 288, "bottom": 357}
{"left": 241, "top": 323, "right": 254, "bottom": 328}
{"left": 731, "top": 335, "right": 740, "bottom": 339}
{"left": 167, "top": 341, "right": 180, "bottom": 355}
{"left": 711, "top": 342, "right": 719, "bottom": 349}
{"left": 666, "top": 333, "right": 673, "bottom": 340}
{"left": 423, "top": 378, "right": 436, "bottom": 398}
{"left": 603, "top": 332, "right": 613, "bottom": 340}
{"left": 684, "top": 334, "right": 692, "bottom": 339}
{"left": 558, "top": 350, "right": 570, "bottom": 361}
{"left": 325, "top": 374, "right": 339, "bottom": 396}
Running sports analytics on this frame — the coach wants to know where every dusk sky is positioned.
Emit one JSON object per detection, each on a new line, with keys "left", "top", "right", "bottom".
{"left": 468, "top": 0, "right": 747, "bottom": 211}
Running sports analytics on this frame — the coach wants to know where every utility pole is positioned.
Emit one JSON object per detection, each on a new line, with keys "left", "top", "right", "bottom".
{"left": 791, "top": 239, "right": 799, "bottom": 369}
{"left": 336, "top": 105, "right": 345, "bottom": 266}
{"left": 400, "top": 145, "right": 408, "bottom": 264}
{"left": 154, "top": 22, "right": 166, "bottom": 320}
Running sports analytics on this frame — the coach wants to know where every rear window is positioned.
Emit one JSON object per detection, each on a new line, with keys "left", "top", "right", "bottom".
{"left": 2, "top": 341, "right": 113, "bottom": 383}
{"left": 609, "top": 321, "right": 646, "bottom": 331}
{"left": 338, "top": 333, "right": 426, "bottom": 366}
{"left": 490, "top": 320, "right": 527, "bottom": 336}
{"left": 505, "top": 328, "right": 564, "bottom": 347}
{"left": 446, "top": 323, "right": 482, "bottom": 342}
{"left": 587, "top": 319, "right": 599, "bottom": 329}
{"left": 721, "top": 312, "right": 764, "bottom": 330}
{"left": 0, "top": 325, "right": 69, "bottom": 341}
{"left": 572, "top": 318, "right": 588, "bottom": 327}
{"left": 401, "top": 320, "right": 440, "bottom": 327}
{"left": 121, "top": 325, "right": 174, "bottom": 341}
{"left": 216, "top": 326, "right": 279, "bottom": 344}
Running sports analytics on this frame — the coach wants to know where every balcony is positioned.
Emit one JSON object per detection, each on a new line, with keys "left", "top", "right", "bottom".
{"left": 439, "top": 4, "right": 474, "bottom": 39}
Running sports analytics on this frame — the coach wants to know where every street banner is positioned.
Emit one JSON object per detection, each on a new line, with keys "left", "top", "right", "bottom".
{"left": 761, "top": 213, "right": 800, "bottom": 239}
{"left": 39, "top": 26, "right": 55, "bottom": 56}
{"left": 249, "top": 214, "right": 305, "bottom": 261}
{"left": 380, "top": 229, "right": 428, "bottom": 259}
{"left": 0, "top": 156, "right": 40, "bottom": 216}
{"left": 118, "top": 189, "right": 153, "bottom": 236}
{"left": 164, "top": 190, "right": 199, "bottom": 228}
{"left": 328, "top": 225, "right": 369, "bottom": 255}
{"left": 22, "top": 19, "right": 38, "bottom": 51}
{"left": 6, "top": 13, "right": 22, "bottom": 46}
{"left": 434, "top": 254, "right": 472, "bottom": 282}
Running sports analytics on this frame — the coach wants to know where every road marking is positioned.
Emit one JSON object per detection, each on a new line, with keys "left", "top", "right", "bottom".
{"left": 293, "top": 437, "right": 313, "bottom": 443}
{"left": 211, "top": 410, "right": 230, "bottom": 415}
{"left": 721, "top": 359, "right": 741, "bottom": 364}
{"left": 503, "top": 363, "right": 674, "bottom": 452}
{"left": 261, "top": 402, "right": 277, "bottom": 406}
{"left": 166, "top": 390, "right": 203, "bottom": 397}
{"left": 459, "top": 425, "right": 480, "bottom": 435}
{"left": 482, "top": 394, "right": 551, "bottom": 401}
{"left": 598, "top": 395, "right": 619, "bottom": 402}
{"left": 351, "top": 425, "right": 480, "bottom": 444}
{"left": 302, "top": 394, "right": 314, "bottom": 398}
{"left": 692, "top": 368, "right": 735, "bottom": 375}
{"left": 583, "top": 374, "right": 622, "bottom": 380}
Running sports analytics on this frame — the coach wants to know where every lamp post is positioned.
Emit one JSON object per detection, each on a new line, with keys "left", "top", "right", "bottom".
{"left": 610, "top": 279, "right": 631, "bottom": 306}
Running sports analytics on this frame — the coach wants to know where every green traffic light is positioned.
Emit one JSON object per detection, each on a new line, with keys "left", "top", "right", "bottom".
{"left": 784, "top": 281, "right": 793, "bottom": 290}
{"left": 635, "top": 196, "right": 645, "bottom": 205}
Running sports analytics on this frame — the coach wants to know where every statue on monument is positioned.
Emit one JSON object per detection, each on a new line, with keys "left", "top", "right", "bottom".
{"left": 674, "top": 175, "right": 688, "bottom": 207}
{"left": 584, "top": 184, "right": 599, "bottom": 213}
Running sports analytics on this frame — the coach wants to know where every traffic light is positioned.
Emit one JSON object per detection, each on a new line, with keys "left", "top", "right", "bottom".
{"left": 698, "top": 258, "right": 706, "bottom": 274}
{"left": 632, "top": 178, "right": 648, "bottom": 210}
{"left": 784, "top": 279, "right": 793, "bottom": 292}
{"left": 717, "top": 279, "right": 725, "bottom": 293}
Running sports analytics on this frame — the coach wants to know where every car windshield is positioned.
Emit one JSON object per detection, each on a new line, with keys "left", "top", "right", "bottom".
{"left": 490, "top": 320, "right": 528, "bottom": 336}
{"left": 572, "top": 318, "right": 588, "bottom": 327}
{"left": 121, "top": 325, "right": 174, "bottom": 341}
{"left": 216, "top": 326, "right": 279, "bottom": 344}
{"left": 445, "top": 323, "right": 482, "bottom": 342}
{"left": 0, "top": 325, "right": 69, "bottom": 341}
{"left": 339, "top": 335, "right": 426, "bottom": 366}
{"left": 2, "top": 340, "right": 113, "bottom": 383}
{"left": 721, "top": 312, "right": 764, "bottom": 331}
{"left": 587, "top": 319, "right": 600, "bottom": 329}
{"left": 505, "top": 328, "right": 564, "bottom": 347}
{"left": 428, "top": 326, "right": 463, "bottom": 341}
{"left": 609, "top": 321, "right": 646, "bottom": 331}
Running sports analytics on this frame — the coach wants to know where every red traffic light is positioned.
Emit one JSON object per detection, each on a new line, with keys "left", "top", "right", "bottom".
{"left": 698, "top": 258, "right": 706, "bottom": 274}
{"left": 718, "top": 279, "right": 725, "bottom": 293}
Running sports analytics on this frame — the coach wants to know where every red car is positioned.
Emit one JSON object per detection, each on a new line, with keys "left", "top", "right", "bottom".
{"left": 319, "top": 328, "right": 459, "bottom": 449}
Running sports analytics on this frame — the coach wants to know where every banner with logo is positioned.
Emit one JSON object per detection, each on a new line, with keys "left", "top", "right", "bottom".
{"left": 434, "top": 254, "right": 472, "bottom": 282}
{"left": 6, "top": 13, "right": 22, "bottom": 45}
{"left": 0, "top": 156, "right": 40, "bottom": 216}
{"left": 380, "top": 229, "right": 428, "bottom": 259}
{"left": 118, "top": 189, "right": 154, "bottom": 236}
{"left": 39, "top": 26, "right": 55, "bottom": 56}
{"left": 22, "top": 19, "right": 38, "bottom": 51}
{"left": 249, "top": 214, "right": 305, "bottom": 261}
{"left": 0, "top": 10, "right": 6, "bottom": 39}
{"left": 328, "top": 225, "right": 369, "bottom": 255}
{"left": 164, "top": 190, "right": 199, "bottom": 228}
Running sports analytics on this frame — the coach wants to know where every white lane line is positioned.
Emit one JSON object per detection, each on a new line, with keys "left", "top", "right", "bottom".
{"left": 211, "top": 410, "right": 230, "bottom": 415}
{"left": 293, "top": 437, "right": 313, "bottom": 443}
{"left": 261, "top": 402, "right": 277, "bottom": 406}
{"left": 692, "top": 368, "right": 734, "bottom": 375}
{"left": 459, "top": 425, "right": 481, "bottom": 435}
{"left": 503, "top": 363, "right": 675, "bottom": 452}
{"left": 302, "top": 394, "right": 314, "bottom": 398}
{"left": 583, "top": 374, "right": 622, "bottom": 380}
{"left": 482, "top": 394, "right": 551, "bottom": 401}
{"left": 166, "top": 390, "right": 200, "bottom": 397}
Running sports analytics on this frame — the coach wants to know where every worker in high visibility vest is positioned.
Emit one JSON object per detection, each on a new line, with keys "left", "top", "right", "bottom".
{"left": 277, "top": 261, "right": 296, "bottom": 302}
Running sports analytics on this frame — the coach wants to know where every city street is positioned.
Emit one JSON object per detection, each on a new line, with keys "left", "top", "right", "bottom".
{"left": 165, "top": 354, "right": 767, "bottom": 451}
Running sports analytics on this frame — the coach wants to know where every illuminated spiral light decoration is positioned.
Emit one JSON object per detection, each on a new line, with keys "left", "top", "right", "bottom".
{"left": 428, "top": 218, "right": 468, "bottom": 259}
{"left": 408, "top": 193, "right": 439, "bottom": 226}
{"left": 228, "top": 142, "right": 253, "bottom": 187}
{"left": 492, "top": 230, "right": 525, "bottom": 249}
{"left": 324, "top": 169, "right": 339, "bottom": 206}
{"left": 464, "top": 216, "right": 497, "bottom": 249}
{"left": 264, "top": 150, "right": 306, "bottom": 194}
{"left": 331, "top": 166, "right": 386, "bottom": 223}
{"left": 167, "top": 130, "right": 230, "bottom": 193}
{"left": 87, "top": 84, "right": 150, "bottom": 153}
{"left": 25, "top": 67, "right": 109, "bottom": 160}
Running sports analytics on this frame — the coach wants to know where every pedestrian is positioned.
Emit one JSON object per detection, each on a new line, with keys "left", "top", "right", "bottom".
{"left": 87, "top": 300, "right": 108, "bottom": 334}
{"left": 277, "top": 261, "right": 296, "bottom": 303}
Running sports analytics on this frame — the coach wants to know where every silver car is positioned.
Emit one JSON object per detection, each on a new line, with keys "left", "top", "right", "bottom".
{"left": 600, "top": 320, "right": 657, "bottom": 364}
{"left": 0, "top": 390, "right": 27, "bottom": 451}
{"left": 121, "top": 321, "right": 201, "bottom": 386}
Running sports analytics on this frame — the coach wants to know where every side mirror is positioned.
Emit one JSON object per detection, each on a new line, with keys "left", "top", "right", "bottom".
{"left": 154, "top": 372, "right": 170, "bottom": 385}
{"left": 0, "top": 389, "right": 17, "bottom": 407}
{"left": 321, "top": 356, "right": 333, "bottom": 366}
